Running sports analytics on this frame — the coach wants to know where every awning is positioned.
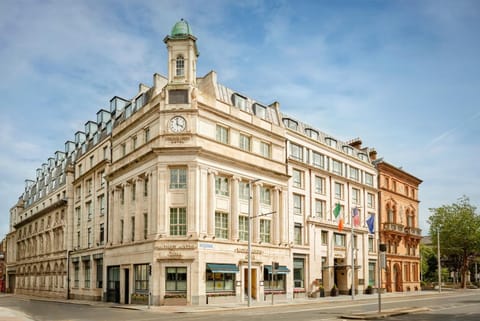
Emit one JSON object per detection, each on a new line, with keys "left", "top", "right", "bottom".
{"left": 264, "top": 265, "right": 290, "bottom": 274}
{"left": 206, "top": 263, "right": 239, "bottom": 273}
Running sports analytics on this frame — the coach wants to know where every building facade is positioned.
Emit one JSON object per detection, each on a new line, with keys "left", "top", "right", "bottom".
{"left": 5, "top": 20, "right": 411, "bottom": 305}
{"left": 374, "top": 159, "right": 422, "bottom": 292}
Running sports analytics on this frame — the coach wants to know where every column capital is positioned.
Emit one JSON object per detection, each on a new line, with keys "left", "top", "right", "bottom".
{"left": 208, "top": 169, "right": 218, "bottom": 176}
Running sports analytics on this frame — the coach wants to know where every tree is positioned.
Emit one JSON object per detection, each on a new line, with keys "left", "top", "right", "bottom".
{"left": 428, "top": 196, "right": 480, "bottom": 288}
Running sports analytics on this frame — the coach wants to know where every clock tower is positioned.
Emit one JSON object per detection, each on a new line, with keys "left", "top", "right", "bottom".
{"left": 164, "top": 19, "right": 199, "bottom": 103}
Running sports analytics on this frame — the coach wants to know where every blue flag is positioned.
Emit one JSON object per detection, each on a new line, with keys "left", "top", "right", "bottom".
{"left": 366, "top": 214, "right": 375, "bottom": 234}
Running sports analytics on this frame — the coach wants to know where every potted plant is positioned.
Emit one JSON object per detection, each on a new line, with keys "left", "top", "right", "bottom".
{"left": 365, "top": 285, "right": 373, "bottom": 294}
{"left": 330, "top": 284, "right": 339, "bottom": 297}
{"left": 319, "top": 285, "right": 325, "bottom": 297}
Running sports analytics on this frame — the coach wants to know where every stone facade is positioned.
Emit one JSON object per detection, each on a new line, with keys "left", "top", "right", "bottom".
{"left": 6, "top": 20, "right": 421, "bottom": 305}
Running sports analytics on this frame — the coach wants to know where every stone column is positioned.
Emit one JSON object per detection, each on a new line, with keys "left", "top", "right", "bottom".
{"left": 272, "top": 187, "right": 280, "bottom": 245}
{"left": 207, "top": 170, "right": 217, "bottom": 237}
{"left": 150, "top": 169, "right": 157, "bottom": 236}
{"left": 280, "top": 188, "right": 288, "bottom": 244}
{"left": 252, "top": 182, "right": 261, "bottom": 243}
{"left": 158, "top": 165, "right": 167, "bottom": 237}
{"left": 134, "top": 177, "right": 143, "bottom": 241}
{"left": 231, "top": 176, "right": 240, "bottom": 241}
{"left": 123, "top": 182, "right": 131, "bottom": 242}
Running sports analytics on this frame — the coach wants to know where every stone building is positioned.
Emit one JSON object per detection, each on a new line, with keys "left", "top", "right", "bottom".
{"left": 5, "top": 20, "right": 391, "bottom": 305}
{"left": 374, "top": 158, "right": 422, "bottom": 292}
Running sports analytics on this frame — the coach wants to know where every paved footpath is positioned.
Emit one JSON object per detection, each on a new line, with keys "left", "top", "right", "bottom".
{"left": 0, "top": 289, "right": 467, "bottom": 321}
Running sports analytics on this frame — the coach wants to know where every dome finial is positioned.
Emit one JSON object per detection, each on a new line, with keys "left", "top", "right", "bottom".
{"left": 171, "top": 19, "right": 193, "bottom": 38}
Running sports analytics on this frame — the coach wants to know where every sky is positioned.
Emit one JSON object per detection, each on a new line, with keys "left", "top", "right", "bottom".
{"left": 1, "top": 0, "right": 479, "bottom": 239}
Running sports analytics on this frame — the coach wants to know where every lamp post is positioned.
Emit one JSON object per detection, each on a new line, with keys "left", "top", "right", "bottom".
{"left": 437, "top": 227, "right": 441, "bottom": 293}
{"left": 247, "top": 179, "right": 260, "bottom": 307}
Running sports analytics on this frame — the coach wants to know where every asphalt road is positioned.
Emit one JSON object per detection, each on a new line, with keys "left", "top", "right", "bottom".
{"left": 0, "top": 290, "right": 479, "bottom": 321}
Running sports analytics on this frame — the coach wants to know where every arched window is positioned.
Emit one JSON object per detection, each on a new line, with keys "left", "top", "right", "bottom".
{"left": 176, "top": 55, "right": 185, "bottom": 76}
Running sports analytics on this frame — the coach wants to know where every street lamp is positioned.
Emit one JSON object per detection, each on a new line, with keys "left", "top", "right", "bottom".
{"left": 247, "top": 179, "right": 260, "bottom": 307}
{"left": 437, "top": 227, "right": 441, "bottom": 293}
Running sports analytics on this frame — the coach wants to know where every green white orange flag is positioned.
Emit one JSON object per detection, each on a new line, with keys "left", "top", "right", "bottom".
{"left": 333, "top": 203, "right": 343, "bottom": 231}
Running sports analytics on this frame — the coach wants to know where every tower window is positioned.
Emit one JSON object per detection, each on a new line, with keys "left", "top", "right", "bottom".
{"left": 176, "top": 55, "right": 185, "bottom": 76}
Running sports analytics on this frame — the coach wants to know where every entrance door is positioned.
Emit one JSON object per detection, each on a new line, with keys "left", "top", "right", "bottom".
{"left": 244, "top": 268, "right": 257, "bottom": 300}
{"left": 124, "top": 269, "right": 130, "bottom": 304}
{"left": 107, "top": 266, "right": 120, "bottom": 303}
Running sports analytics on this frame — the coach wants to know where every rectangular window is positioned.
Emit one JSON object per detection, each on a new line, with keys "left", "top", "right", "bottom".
{"left": 86, "top": 179, "right": 92, "bottom": 195}
{"left": 206, "top": 269, "right": 235, "bottom": 292}
{"left": 315, "top": 176, "right": 325, "bottom": 194}
{"left": 368, "top": 262, "right": 376, "bottom": 286}
{"left": 96, "top": 259, "right": 103, "bottom": 288}
{"left": 87, "top": 227, "right": 92, "bottom": 248}
{"left": 290, "top": 143, "right": 303, "bottom": 161}
{"left": 239, "top": 182, "right": 249, "bottom": 200}
{"left": 334, "top": 182, "right": 344, "bottom": 199}
{"left": 121, "top": 143, "right": 126, "bottom": 157}
{"left": 293, "top": 194, "right": 303, "bottom": 215}
{"left": 216, "top": 125, "right": 229, "bottom": 144}
{"left": 97, "top": 194, "right": 105, "bottom": 216}
{"left": 120, "top": 219, "right": 124, "bottom": 243}
{"left": 131, "top": 183, "right": 136, "bottom": 201}
{"left": 350, "top": 167, "right": 359, "bottom": 181}
{"left": 239, "top": 215, "right": 248, "bottom": 241}
{"left": 312, "top": 151, "right": 325, "bottom": 168}
{"left": 75, "top": 207, "right": 81, "bottom": 226}
{"left": 170, "top": 208, "right": 187, "bottom": 236}
{"left": 74, "top": 263, "right": 79, "bottom": 288}
{"left": 260, "top": 219, "right": 271, "bottom": 243}
{"left": 165, "top": 267, "right": 187, "bottom": 292}
{"left": 215, "top": 212, "right": 229, "bottom": 239}
{"left": 132, "top": 136, "right": 137, "bottom": 150}
{"left": 134, "top": 264, "right": 149, "bottom": 292}
{"left": 170, "top": 168, "right": 187, "bottom": 189}
{"left": 87, "top": 201, "right": 93, "bottom": 220}
{"left": 239, "top": 134, "right": 251, "bottom": 151}
{"left": 144, "top": 127, "right": 150, "bottom": 143}
{"left": 294, "top": 224, "right": 302, "bottom": 245}
{"left": 143, "top": 213, "right": 148, "bottom": 240}
{"left": 315, "top": 199, "right": 326, "bottom": 218}
{"left": 144, "top": 179, "right": 148, "bottom": 197}
{"left": 131, "top": 217, "right": 135, "bottom": 241}
{"left": 368, "top": 236, "right": 374, "bottom": 252}
{"left": 99, "top": 223, "right": 105, "bottom": 245}
{"left": 77, "top": 231, "right": 81, "bottom": 248}
{"left": 352, "top": 188, "right": 361, "bottom": 205}
{"left": 367, "top": 193, "right": 375, "bottom": 208}
{"left": 84, "top": 261, "right": 91, "bottom": 288}
{"left": 120, "top": 187, "right": 125, "bottom": 205}
{"left": 260, "top": 141, "right": 271, "bottom": 158}
{"left": 215, "top": 176, "right": 229, "bottom": 196}
{"left": 321, "top": 231, "right": 328, "bottom": 245}
{"left": 76, "top": 185, "right": 81, "bottom": 201}
{"left": 293, "top": 258, "right": 305, "bottom": 288}
{"left": 334, "top": 233, "right": 346, "bottom": 247}
{"left": 365, "top": 173, "right": 374, "bottom": 186}
{"left": 260, "top": 187, "right": 271, "bottom": 205}
{"left": 292, "top": 169, "right": 302, "bottom": 188}
{"left": 332, "top": 160, "right": 343, "bottom": 175}
{"left": 103, "top": 146, "right": 109, "bottom": 160}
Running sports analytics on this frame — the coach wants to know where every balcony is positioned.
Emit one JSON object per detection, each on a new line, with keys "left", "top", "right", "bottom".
{"left": 383, "top": 222, "right": 405, "bottom": 233}
{"left": 405, "top": 226, "right": 422, "bottom": 237}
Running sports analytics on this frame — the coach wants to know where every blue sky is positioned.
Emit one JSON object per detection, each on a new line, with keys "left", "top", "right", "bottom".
{"left": 1, "top": 0, "right": 479, "bottom": 239}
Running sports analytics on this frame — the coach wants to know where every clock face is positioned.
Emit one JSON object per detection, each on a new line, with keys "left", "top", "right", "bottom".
{"left": 169, "top": 116, "right": 186, "bottom": 132}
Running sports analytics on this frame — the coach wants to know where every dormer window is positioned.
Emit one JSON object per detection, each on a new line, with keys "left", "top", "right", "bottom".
{"left": 305, "top": 128, "right": 319, "bottom": 140}
{"left": 176, "top": 55, "right": 185, "bottom": 76}
{"left": 232, "top": 93, "right": 248, "bottom": 111}
{"left": 342, "top": 145, "right": 354, "bottom": 155}
{"left": 325, "top": 137, "right": 337, "bottom": 148}
{"left": 283, "top": 118, "right": 298, "bottom": 130}
{"left": 253, "top": 103, "right": 267, "bottom": 119}
{"left": 358, "top": 153, "right": 368, "bottom": 161}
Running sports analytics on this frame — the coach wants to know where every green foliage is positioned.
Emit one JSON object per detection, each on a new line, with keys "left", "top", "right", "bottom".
{"left": 428, "top": 196, "right": 480, "bottom": 288}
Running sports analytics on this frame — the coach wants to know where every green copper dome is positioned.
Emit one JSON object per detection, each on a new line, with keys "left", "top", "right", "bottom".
{"left": 171, "top": 19, "right": 193, "bottom": 38}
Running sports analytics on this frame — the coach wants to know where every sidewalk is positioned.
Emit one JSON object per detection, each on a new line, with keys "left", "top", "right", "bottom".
{"left": 0, "top": 289, "right": 460, "bottom": 320}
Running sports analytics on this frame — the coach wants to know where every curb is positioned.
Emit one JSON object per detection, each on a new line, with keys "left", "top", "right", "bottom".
{"left": 341, "top": 307, "right": 431, "bottom": 320}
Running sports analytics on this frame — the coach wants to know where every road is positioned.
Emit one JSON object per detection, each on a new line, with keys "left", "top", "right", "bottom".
{"left": 0, "top": 290, "right": 479, "bottom": 321}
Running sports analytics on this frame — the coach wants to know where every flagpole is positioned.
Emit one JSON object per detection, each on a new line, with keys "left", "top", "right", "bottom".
{"left": 351, "top": 208, "right": 355, "bottom": 300}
